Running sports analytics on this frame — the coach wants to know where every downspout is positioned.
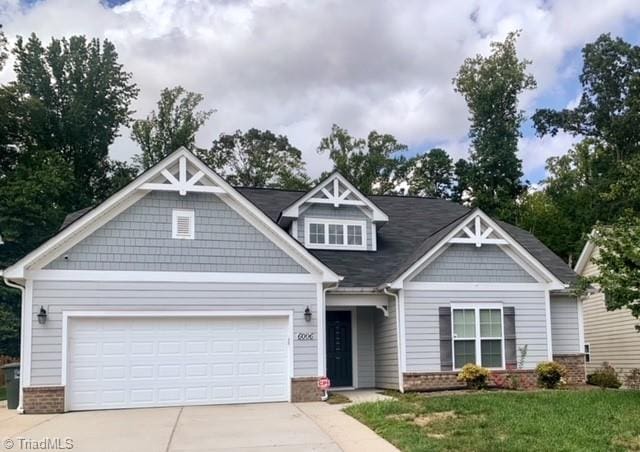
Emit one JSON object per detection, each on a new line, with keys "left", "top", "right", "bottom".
{"left": 383, "top": 286, "right": 404, "bottom": 393}
{"left": 2, "top": 274, "right": 25, "bottom": 413}
{"left": 321, "top": 282, "right": 339, "bottom": 401}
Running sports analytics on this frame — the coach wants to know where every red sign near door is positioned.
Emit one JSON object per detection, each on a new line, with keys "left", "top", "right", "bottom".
{"left": 318, "top": 377, "right": 331, "bottom": 390}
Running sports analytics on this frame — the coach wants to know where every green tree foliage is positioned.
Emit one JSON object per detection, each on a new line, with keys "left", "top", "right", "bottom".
{"left": 132, "top": 86, "right": 214, "bottom": 170}
{"left": 518, "top": 34, "right": 640, "bottom": 261}
{"left": 402, "top": 148, "right": 454, "bottom": 198}
{"left": 198, "top": 128, "right": 311, "bottom": 190}
{"left": 533, "top": 34, "right": 640, "bottom": 163}
{"left": 590, "top": 216, "right": 640, "bottom": 329}
{"left": 453, "top": 31, "right": 536, "bottom": 219}
{"left": 317, "top": 124, "right": 407, "bottom": 195}
{"left": 12, "top": 33, "right": 139, "bottom": 208}
{"left": 0, "top": 25, "right": 8, "bottom": 71}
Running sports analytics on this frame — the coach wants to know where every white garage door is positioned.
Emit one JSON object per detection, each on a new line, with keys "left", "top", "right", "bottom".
{"left": 66, "top": 315, "right": 290, "bottom": 411}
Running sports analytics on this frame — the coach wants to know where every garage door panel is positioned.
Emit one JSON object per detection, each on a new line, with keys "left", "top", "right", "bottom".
{"left": 66, "top": 316, "right": 290, "bottom": 410}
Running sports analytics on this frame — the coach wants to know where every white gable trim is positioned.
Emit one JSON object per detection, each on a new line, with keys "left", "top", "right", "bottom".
{"left": 574, "top": 235, "right": 596, "bottom": 275}
{"left": 388, "top": 209, "right": 566, "bottom": 290}
{"left": 280, "top": 172, "right": 388, "bottom": 223}
{"left": 4, "top": 148, "right": 341, "bottom": 282}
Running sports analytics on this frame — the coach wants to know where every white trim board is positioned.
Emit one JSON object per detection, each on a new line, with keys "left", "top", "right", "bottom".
{"left": 404, "top": 282, "right": 550, "bottom": 291}
{"left": 26, "top": 270, "right": 321, "bottom": 284}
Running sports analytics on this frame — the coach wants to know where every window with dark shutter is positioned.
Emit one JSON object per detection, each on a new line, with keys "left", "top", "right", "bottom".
{"left": 439, "top": 307, "right": 453, "bottom": 371}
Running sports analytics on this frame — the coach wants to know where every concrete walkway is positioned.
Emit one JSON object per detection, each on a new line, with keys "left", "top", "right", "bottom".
{"left": 0, "top": 401, "right": 398, "bottom": 452}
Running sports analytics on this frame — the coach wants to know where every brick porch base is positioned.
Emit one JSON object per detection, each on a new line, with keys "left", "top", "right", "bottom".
{"left": 291, "top": 377, "right": 323, "bottom": 402}
{"left": 403, "top": 369, "right": 538, "bottom": 391}
{"left": 23, "top": 386, "right": 65, "bottom": 414}
{"left": 553, "top": 353, "right": 586, "bottom": 384}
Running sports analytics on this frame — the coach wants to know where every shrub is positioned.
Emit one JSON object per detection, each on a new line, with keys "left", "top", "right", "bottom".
{"left": 587, "top": 363, "right": 622, "bottom": 389}
{"left": 457, "top": 363, "right": 490, "bottom": 389}
{"left": 536, "top": 361, "right": 567, "bottom": 389}
{"left": 625, "top": 368, "right": 640, "bottom": 390}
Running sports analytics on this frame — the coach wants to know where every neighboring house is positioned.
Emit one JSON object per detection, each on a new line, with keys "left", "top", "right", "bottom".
{"left": 2, "top": 148, "right": 585, "bottom": 414}
{"left": 576, "top": 239, "right": 640, "bottom": 381}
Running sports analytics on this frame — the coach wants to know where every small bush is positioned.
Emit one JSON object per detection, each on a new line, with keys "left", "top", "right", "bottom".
{"left": 536, "top": 361, "right": 567, "bottom": 389}
{"left": 625, "top": 368, "right": 640, "bottom": 390}
{"left": 587, "top": 363, "right": 622, "bottom": 389}
{"left": 457, "top": 363, "right": 490, "bottom": 389}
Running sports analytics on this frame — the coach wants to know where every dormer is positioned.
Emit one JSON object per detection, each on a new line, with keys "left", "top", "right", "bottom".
{"left": 279, "top": 173, "right": 388, "bottom": 251}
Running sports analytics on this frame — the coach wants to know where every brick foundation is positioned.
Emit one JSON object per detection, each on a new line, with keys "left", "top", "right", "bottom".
{"left": 553, "top": 353, "right": 586, "bottom": 384}
{"left": 23, "top": 386, "right": 65, "bottom": 414}
{"left": 403, "top": 369, "right": 538, "bottom": 391}
{"left": 291, "top": 377, "right": 322, "bottom": 402}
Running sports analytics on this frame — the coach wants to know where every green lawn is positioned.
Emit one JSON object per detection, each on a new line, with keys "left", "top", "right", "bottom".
{"left": 345, "top": 390, "right": 640, "bottom": 452}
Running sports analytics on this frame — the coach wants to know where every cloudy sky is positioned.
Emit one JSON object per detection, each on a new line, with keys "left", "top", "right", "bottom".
{"left": 1, "top": 0, "right": 639, "bottom": 183}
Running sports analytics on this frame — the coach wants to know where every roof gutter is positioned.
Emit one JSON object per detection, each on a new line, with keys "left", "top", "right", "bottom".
{"left": 2, "top": 274, "right": 25, "bottom": 414}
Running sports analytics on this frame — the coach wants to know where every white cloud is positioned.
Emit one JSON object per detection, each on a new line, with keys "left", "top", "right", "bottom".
{"left": 519, "top": 132, "right": 579, "bottom": 181}
{"left": 0, "top": 0, "right": 638, "bottom": 178}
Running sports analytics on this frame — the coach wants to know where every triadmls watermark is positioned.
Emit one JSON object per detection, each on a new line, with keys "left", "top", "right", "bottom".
{"left": 2, "top": 437, "right": 74, "bottom": 450}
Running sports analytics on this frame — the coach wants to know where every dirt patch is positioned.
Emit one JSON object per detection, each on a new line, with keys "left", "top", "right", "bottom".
{"left": 326, "top": 392, "right": 351, "bottom": 405}
{"left": 413, "top": 411, "right": 457, "bottom": 427}
{"left": 386, "top": 413, "right": 415, "bottom": 422}
{"left": 613, "top": 435, "right": 640, "bottom": 450}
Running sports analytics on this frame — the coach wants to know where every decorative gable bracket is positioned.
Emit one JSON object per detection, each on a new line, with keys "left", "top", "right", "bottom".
{"left": 310, "top": 178, "right": 365, "bottom": 208}
{"left": 139, "top": 156, "right": 225, "bottom": 196}
{"left": 449, "top": 216, "right": 508, "bottom": 247}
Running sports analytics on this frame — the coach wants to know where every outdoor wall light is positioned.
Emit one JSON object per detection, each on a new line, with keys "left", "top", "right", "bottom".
{"left": 304, "top": 306, "right": 312, "bottom": 322}
{"left": 37, "top": 306, "right": 47, "bottom": 325}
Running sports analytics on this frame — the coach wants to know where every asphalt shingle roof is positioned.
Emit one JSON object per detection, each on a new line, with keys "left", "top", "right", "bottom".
{"left": 236, "top": 187, "right": 577, "bottom": 287}
{"left": 59, "top": 187, "right": 576, "bottom": 288}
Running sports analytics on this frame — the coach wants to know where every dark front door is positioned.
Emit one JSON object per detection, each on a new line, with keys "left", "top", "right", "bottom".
{"left": 326, "top": 311, "right": 353, "bottom": 387}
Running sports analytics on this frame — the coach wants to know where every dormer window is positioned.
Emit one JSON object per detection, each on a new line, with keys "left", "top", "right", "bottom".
{"left": 305, "top": 218, "right": 366, "bottom": 250}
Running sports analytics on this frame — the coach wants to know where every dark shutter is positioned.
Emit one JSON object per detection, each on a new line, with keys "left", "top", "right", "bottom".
{"left": 439, "top": 307, "right": 453, "bottom": 371}
{"left": 504, "top": 307, "right": 517, "bottom": 368}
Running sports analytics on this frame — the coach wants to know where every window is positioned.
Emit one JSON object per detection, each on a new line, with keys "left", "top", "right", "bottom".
{"left": 304, "top": 219, "right": 366, "bottom": 250}
{"left": 584, "top": 344, "right": 590, "bottom": 363}
{"left": 172, "top": 209, "right": 195, "bottom": 239}
{"left": 452, "top": 306, "right": 504, "bottom": 369}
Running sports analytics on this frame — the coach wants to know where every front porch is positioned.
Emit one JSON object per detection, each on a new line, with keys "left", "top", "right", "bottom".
{"left": 325, "top": 293, "right": 400, "bottom": 391}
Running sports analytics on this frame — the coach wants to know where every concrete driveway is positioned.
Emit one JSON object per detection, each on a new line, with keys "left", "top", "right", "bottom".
{"left": 0, "top": 402, "right": 397, "bottom": 452}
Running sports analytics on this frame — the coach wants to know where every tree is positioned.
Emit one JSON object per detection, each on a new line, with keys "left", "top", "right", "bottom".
{"left": 403, "top": 148, "right": 453, "bottom": 198}
{"left": 12, "top": 33, "right": 139, "bottom": 208}
{"left": 132, "top": 86, "right": 214, "bottom": 170}
{"left": 453, "top": 31, "right": 536, "bottom": 219}
{"left": 589, "top": 215, "right": 640, "bottom": 329}
{"left": 452, "top": 158, "right": 473, "bottom": 203}
{"left": 197, "top": 128, "right": 311, "bottom": 190}
{"left": 0, "top": 25, "right": 8, "bottom": 71}
{"left": 317, "top": 124, "right": 407, "bottom": 195}
{"left": 533, "top": 34, "right": 640, "bottom": 164}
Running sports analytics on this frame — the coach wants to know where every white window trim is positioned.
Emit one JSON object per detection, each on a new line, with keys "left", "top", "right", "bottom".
{"left": 172, "top": 209, "right": 195, "bottom": 240}
{"left": 451, "top": 303, "right": 506, "bottom": 371}
{"left": 304, "top": 218, "right": 367, "bottom": 250}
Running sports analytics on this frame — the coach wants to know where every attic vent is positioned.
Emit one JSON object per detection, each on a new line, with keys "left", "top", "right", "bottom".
{"left": 172, "top": 209, "right": 195, "bottom": 240}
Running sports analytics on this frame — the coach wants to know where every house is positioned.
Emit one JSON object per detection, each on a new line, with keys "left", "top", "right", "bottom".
{"left": 575, "top": 239, "right": 640, "bottom": 381}
{"left": 2, "top": 148, "right": 585, "bottom": 414}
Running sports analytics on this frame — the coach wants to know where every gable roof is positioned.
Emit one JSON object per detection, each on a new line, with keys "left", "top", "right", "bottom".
{"left": 238, "top": 188, "right": 577, "bottom": 287}
{"left": 3, "top": 149, "right": 341, "bottom": 282}
{"left": 279, "top": 172, "right": 389, "bottom": 223}
{"left": 25, "top": 168, "right": 576, "bottom": 289}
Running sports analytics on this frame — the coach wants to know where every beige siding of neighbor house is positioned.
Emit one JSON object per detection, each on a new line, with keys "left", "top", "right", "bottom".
{"left": 581, "top": 247, "right": 640, "bottom": 379}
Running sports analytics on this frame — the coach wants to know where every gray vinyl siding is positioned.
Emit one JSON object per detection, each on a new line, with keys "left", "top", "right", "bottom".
{"left": 404, "top": 290, "right": 548, "bottom": 371}
{"left": 374, "top": 300, "right": 399, "bottom": 389}
{"left": 296, "top": 204, "right": 374, "bottom": 251}
{"left": 412, "top": 244, "right": 536, "bottom": 283}
{"left": 46, "top": 191, "right": 306, "bottom": 273}
{"left": 550, "top": 294, "right": 581, "bottom": 354}
{"left": 29, "top": 280, "right": 319, "bottom": 386}
{"left": 356, "top": 307, "right": 375, "bottom": 388}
